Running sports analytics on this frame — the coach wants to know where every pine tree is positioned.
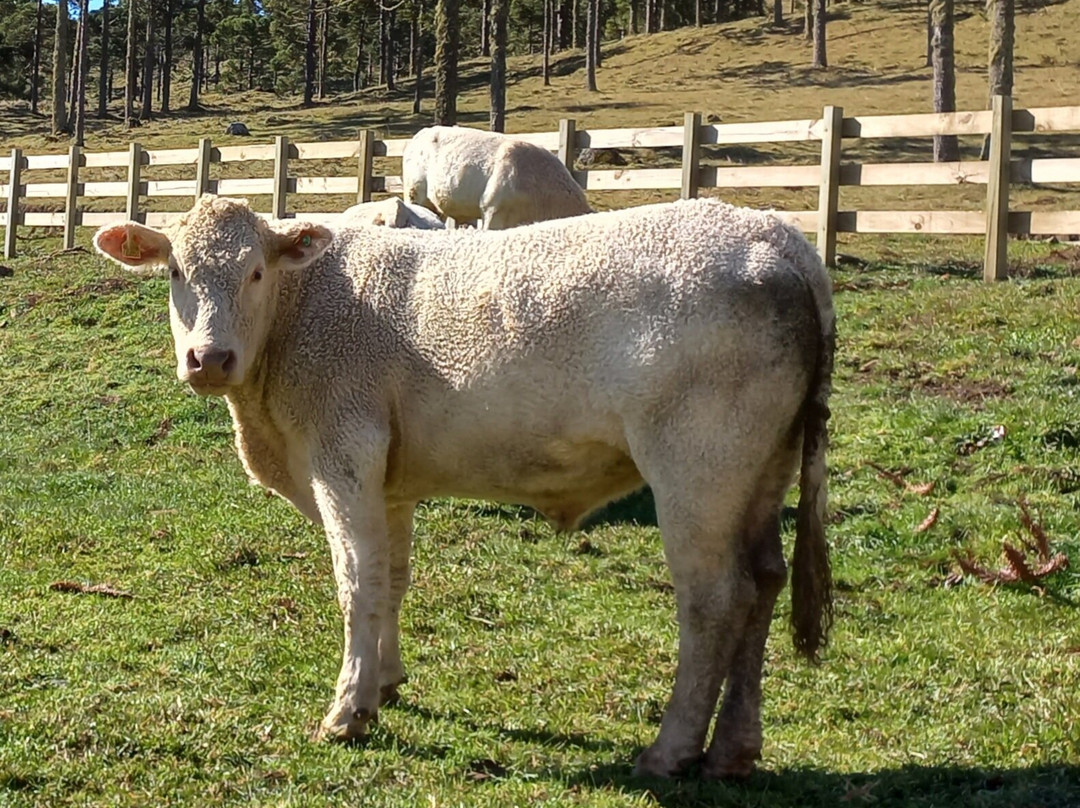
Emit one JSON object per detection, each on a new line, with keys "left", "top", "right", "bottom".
{"left": 584, "top": 0, "right": 596, "bottom": 90}
{"left": 73, "top": 0, "right": 90, "bottom": 144}
{"left": 52, "top": 0, "right": 70, "bottom": 134}
{"left": 489, "top": 0, "right": 507, "bottom": 132}
{"left": 98, "top": 0, "right": 111, "bottom": 117}
{"left": 812, "top": 0, "right": 826, "bottom": 67}
{"left": 930, "top": 0, "right": 959, "bottom": 161}
{"left": 981, "top": 0, "right": 1014, "bottom": 158}
{"left": 303, "top": 0, "right": 316, "bottom": 105}
{"left": 188, "top": 0, "right": 205, "bottom": 110}
{"left": 434, "top": 0, "right": 458, "bottom": 125}
{"left": 140, "top": 0, "right": 155, "bottom": 120}
{"left": 125, "top": 0, "right": 139, "bottom": 127}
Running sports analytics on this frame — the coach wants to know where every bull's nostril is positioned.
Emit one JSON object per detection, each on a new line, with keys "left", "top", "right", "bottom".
{"left": 186, "top": 349, "right": 201, "bottom": 371}
{"left": 222, "top": 351, "right": 237, "bottom": 374}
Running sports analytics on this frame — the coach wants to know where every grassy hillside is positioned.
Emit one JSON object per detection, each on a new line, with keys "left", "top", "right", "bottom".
{"left": 2, "top": 0, "right": 1079, "bottom": 151}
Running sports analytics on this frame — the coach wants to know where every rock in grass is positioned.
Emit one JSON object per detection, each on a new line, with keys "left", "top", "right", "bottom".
{"left": 225, "top": 122, "right": 251, "bottom": 136}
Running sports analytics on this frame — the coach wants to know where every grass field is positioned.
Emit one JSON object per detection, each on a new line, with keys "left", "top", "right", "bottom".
{"left": 2, "top": 1, "right": 1080, "bottom": 805}
{"left": 2, "top": 230, "right": 1079, "bottom": 807}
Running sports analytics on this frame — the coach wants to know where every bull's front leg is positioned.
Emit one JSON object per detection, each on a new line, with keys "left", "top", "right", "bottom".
{"left": 311, "top": 439, "right": 391, "bottom": 743}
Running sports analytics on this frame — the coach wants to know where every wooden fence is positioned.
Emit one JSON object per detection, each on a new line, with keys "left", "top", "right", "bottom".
{"left": 3, "top": 95, "right": 1080, "bottom": 281}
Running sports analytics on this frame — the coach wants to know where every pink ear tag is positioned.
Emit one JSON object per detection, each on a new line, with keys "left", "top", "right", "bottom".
{"left": 122, "top": 230, "right": 141, "bottom": 259}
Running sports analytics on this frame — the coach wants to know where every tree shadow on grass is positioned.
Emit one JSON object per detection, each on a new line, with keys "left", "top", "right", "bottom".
{"left": 553, "top": 761, "right": 1080, "bottom": 807}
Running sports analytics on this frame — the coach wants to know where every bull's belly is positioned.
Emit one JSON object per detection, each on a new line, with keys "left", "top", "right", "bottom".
{"left": 387, "top": 433, "right": 644, "bottom": 530}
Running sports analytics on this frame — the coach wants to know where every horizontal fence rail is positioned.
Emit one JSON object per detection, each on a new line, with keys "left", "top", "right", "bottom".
{"left": 3, "top": 96, "right": 1079, "bottom": 281}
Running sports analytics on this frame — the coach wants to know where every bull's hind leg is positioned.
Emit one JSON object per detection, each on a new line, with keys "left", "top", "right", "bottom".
{"left": 702, "top": 514, "right": 786, "bottom": 779}
{"left": 629, "top": 429, "right": 762, "bottom": 778}
{"left": 379, "top": 502, "right": 415, "bottom": 707}
{"left": 703, "top": 441, "right": 798, "bottom": 779}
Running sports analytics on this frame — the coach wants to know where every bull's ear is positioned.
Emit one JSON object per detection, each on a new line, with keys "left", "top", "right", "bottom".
{"left": 94, "top": 221, "right": 172, "bottom": 268}
{"left": 266, "top": 221, "right": 333, "bottom": 271}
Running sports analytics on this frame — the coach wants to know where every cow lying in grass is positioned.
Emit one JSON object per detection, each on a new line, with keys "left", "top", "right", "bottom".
{"left": 341, "top": 196, "right": 444, "bottom": 229}
{"left": 402, "top": 126, "right": 592, "bottom": 229}
{"left": 94, "top": 194, "right": 835, "bottom": 779}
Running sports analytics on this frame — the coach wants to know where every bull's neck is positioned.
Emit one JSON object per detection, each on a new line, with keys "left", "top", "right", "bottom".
{"left": 227, "top": 269, "right": 303, "bottom": 411}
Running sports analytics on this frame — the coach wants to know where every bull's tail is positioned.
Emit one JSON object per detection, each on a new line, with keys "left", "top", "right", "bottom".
{"left": 790, "top": 256, "right": 836, "bottom": 661}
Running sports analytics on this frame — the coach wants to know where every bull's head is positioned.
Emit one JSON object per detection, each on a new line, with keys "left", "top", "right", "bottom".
{"left": 94, "top": 195, "right": 331, "bottom": 395}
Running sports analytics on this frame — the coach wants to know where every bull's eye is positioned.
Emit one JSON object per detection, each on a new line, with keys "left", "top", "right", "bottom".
{"left": 251, "top": 267, "right": 263, "bottom": 282}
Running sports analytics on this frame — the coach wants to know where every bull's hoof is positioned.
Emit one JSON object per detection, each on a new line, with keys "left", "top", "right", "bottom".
{"left": 632, "top": 745, "right": 698, "bottom": 779}
{"left": 379, "top": 681, "right": 404, "bottom": 707}
{"left": 316, "top": 705, "right": 376, "bottom": 743}
{"left": 701, "top": 748, "right": 760, "bottom": 780}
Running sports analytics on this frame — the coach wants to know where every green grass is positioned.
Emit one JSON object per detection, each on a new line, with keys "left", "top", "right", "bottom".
{"left": 2, "top": 229, "right": 1079, "bottom": 807}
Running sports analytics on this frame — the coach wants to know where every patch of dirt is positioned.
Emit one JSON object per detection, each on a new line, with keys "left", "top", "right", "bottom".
{"left": 65, "top": 277, "right": 136, "bottom": 298}
{"left": 915, "top": 376, "right": 1014, "bottom": 405}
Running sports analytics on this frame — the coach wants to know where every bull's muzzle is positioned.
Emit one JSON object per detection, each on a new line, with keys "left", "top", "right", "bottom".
{"left": 184, "top": 346, "right": 238, "bottom": 392}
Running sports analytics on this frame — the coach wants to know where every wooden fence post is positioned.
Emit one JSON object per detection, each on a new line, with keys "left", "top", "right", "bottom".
{"left": 357, "top": 130, "right": 375, "bottom": 203}
{"left": 125, "top": 142, "right": 142, "bottom": 222}
{"left": 558, "top": 118, "right": 578, "bottom": 179}
{"left": 681, "top": 112, "right": 702, "bottom": 200}
{"left": 983, "top": 94, "right": 1012, "bottom": 282}
{"left": 195, "top": 137, "right": 213, "bottom": 198}
{"left": 63, "top": 144, "right": 81, "bottom": 249}
{"left": 816, "top": 105, "right": 843, "bottom": 268}
{"left": 273, "top": 135, "right": 290, "bottom": 220}
{"left": 3, "top": 148, "right": 22, "bottom": 259}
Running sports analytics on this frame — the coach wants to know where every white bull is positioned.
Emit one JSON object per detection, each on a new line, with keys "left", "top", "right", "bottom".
{"left": 94, "top": 194, "right": 835, "bottom": 779}
{"left": 402, "top": 125, "right": 592, "bottom": 229}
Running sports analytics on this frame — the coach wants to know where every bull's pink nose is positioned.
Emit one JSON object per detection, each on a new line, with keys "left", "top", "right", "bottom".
{"left": 186, "top": 347, "right": 236, "bottom": 378}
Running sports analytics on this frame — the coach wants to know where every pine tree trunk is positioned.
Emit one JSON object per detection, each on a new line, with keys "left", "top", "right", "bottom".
{"left": 353, "top": 15, "right": 365, "bottom": 91}
{"left": 593, "top": 0, "right": 601, "bottom": 66}
{"left": 812, "top": 0, "right": 826, "bottom": 66}
{"left": 68, "top": 30, "right": 79, "bottom": 115}
{"left": 98, "top": 0, "right": 110, "bottom": 117}
{"left": 572, "top": 0, "right": 578, "bottom": 48}
{"left": 52, "top": 0, "right": 69, "bottom": 133}
{"left": 140, "top": 2, "right": 155, "bottom": 120}
{"left": 161, "top": 0, "right": 172, "bottom": 112}
{"left": 930, "top": 0, "right": 959, "bottom": 161}
{"left": 434, "top": 0, "right": 458, "bottom": 125}
{"left": 481, "top": 0, "right": 491, "bottom": 57}
{"left": 386, "top": 9, "right": 396, "bottom": 91}
{"left": 542, "top": 0, "right": 551, "bottom": 84}
{"left": 124, "top": 0, "right": 138, "bottom": 126}
{"left": 804, "top": 0, "right": 812, "bottom": 40}
{"left": 629, "top": 0, "right": 637, "bottom": 33}
{"left": 303, "top": 0, "right": 316, "bottom": 106}
{"left": 925, "top": 0, "right": 932, "bottom": 67}
{"left": 659, "top": 0, "right": 665, "bottom": 31}
{"left": 32, "top": 0, "right": 44, "bottom": 114}
{"left": 981, "top": 0, "right": 1014, "bottom": 156}
{"left": 318, "top": 0, "right": 329, "bottom": 98}
{"left": 188, "top": 0, "right": 204, "bottom": 109}
{"left": 773, "top": 0, "right": 782, "bottom": 25}
{"left": 584, "top": 0, "right": 596, "bottom": 90}
{"left": 413, "top": 1, "right": 423, "bottom": 114}
{"left": 74, "top": 0, "right": 90, "bottom": 144}
{"left": 489, "top": 0, "right": 507, "bottom": 132}
{"left": 695, "top": 0, "right": 702, "bottom": 26}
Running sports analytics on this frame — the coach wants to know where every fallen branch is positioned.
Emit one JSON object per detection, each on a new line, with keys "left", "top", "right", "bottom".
{"left": 49, "top": 581, "right": 134, "bottom": 599}
{"left": 865, "top": 462, "right": 936, "bottom": 496}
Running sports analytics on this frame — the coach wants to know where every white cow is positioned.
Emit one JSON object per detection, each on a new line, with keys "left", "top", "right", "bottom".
{"left": 341, "top": 197, "right": 444, "bottom": 229}
{"left": 402, "top": 125, "right": 592, "bottom": 229}
{"left": 93, "top": 194, "right": 834, "bottom": 780}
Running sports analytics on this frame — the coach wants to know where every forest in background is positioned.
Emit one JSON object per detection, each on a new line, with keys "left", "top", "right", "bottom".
{"left": 0, "top": 0, "right": 1020, "bottom": 160}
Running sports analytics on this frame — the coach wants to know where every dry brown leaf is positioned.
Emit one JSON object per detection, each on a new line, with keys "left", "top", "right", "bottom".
{"left": 915, "top": 506, "right": 940, "bottom": 534}
{"left": 906, "top": 481, "right": 936, "bottom": 496}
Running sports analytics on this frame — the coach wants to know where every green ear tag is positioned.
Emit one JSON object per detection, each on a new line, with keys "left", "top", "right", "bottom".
{"left": 301, "top": 234, "right": 312, "bottom": 248}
